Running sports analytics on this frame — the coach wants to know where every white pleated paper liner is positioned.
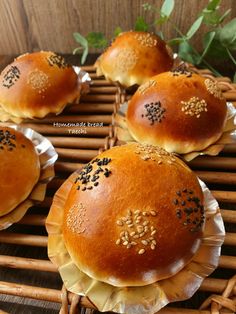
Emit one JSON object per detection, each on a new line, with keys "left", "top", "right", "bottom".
{"left": 0, "top": 124, "right": 58, "bottom": 229}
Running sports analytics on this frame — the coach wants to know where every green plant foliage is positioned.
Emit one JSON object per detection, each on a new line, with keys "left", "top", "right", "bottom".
{"left": 72, "top": 0, "right": 235, "bottom": 78}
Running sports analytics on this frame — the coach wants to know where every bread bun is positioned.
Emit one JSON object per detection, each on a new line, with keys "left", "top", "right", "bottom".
{"left": 62, "top": 143, "right": 204, "bottom": 287}
{"left": 0, "top": 51, "right": 81, "bottom": 120}
{"left": 95, "top": 31, "right": 173, "bottom": 87}
{"left": 126, "top": 71, "right": 227, "bottom": 154}
{"left": 0, "top": 127, "right": 40, "bottom": 216}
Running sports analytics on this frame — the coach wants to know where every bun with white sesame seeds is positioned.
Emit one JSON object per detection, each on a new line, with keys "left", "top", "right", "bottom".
{"left": 62, "top": 143, "right": 205, "bottom": 287}
{"left": 0, "top": 127, "right": 40, "bottom": 216}
{"left": 95, "top": 31, "right": 174, "bottom": 87}
{"left": 126, "top": 71, "right": 227, "bottom": 154}
{"left": 0, "top": 51, "right": 82, "bottom": 120}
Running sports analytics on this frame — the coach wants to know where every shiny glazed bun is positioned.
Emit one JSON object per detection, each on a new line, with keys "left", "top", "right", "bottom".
{"left": 95, "top": 31, "right": 173, "bottom": 87}
{"left": 126, "top": 71, "right": 227, "bottom": 154}
{"left": 62, "top": 143, "right": 205, "bottom": 287}
{"left": 0, "top": 51, "right": 81, "bottom": 120}
{"left": 0, "top": 127, "right": 40, "bottom": 216}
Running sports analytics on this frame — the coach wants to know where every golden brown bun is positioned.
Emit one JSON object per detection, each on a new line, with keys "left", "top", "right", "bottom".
{"left": 0, "top": 127, "right": 40, "bottom": 216}
{"left": 0, "top": 51, "right": 81, "bottom": 119}
{"left": 62, "top": 143, "right": 204, "bottom": 287}
{"left": 95, "top": 31, "right": 173, "bottom": 87}
{"left": 126, "top": 72, "right": 227, "bottom": 154}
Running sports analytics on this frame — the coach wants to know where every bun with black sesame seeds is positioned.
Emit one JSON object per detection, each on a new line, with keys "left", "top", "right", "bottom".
{"left": 95, "top": 31, "right": 174, "bottom": 87}
{"left": 62, "top": 143, "right": 205, "bottom": 287}
{"left": 0, "top": 51, "right": 82, "bottom": 121}
{"left": 0, "top": 127, "right": 40, "bottom": 216}
{"left": 126, "top": 71, "right": 227, "bottom": 154}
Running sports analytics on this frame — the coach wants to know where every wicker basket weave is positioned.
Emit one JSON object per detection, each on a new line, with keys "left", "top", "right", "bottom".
{"left": 0, "top": 64, "right": 235, "bottom": 314}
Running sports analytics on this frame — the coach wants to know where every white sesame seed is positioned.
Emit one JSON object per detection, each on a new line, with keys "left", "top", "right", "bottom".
{"left": 150, "top": 210, "right": 157, "bottom": 216}
{"left": 116, "top": 239, "right": 121, "bottom": 245}
{"left": 138, "top": 249, "right": 145, "bottom": 255}
{"left": 141, "top": 240, "right": 148, "bottom": 245}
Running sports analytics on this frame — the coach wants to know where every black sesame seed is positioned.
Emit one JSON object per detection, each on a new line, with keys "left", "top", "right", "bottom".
{"left": 173, "top": 199, "right": 178, "bottom": 205}
{"left": 94, "top": 182, "right": 99, "bottom": 186}
{"left": 181, "top": 201, "right": 186, "bottom": 206}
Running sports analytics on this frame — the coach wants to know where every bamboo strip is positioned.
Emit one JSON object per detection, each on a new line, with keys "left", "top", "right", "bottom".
{"left": 55, "top": 161, "right": 84, "bottom": 173}
{"left": 56, "top": 148, "right": 98, "bottom": 160}
{"left": 27, "top": 114, "right": 112, "bottom": 124}
{"left": 0, "top": 256, "right": 57, "bottom": 272}
{"left": 222, "top": 144, "right": 236, "bottom": 153}
{"left": 195, "top": 171, "right": 236, "bottom": 185}
{"left": 0, "top": 233, "right": 47, "bottom": 247}
{"left": 81, "top": 94, "right": 116, "bottom": 102}
{"left": 223, "top": 91, "right": 236, "bottom": 100}
{"left": 89, "top": 86, "right": 117, "bottom": 94}
{"left": 17, "top": 215, "right": 46, "bottom": 226}
{"left": 65, "top": 103, "right": 114, "bottom": 114}
{"left": 189, "top": 157, "right": 236, "bottom": 171}
{"left": 221, "top": 209, "right": 236, "bottom": 223}
{"left": 219, "top": 255, "right": 236, "bottom": 269}
{"left": 224, "top": 233, "right": 236, "bottom": 246}
{"left": 90, "top": 80, "right": 114, "bottom": 86}
{"left": 81, "top": 65, "right": 96, "bottom": 72}
{"left": 200, "top": 278, "right": 236, "bottom": 294}
{"left": 212, "top": 191, "right": 236, "bottom": 203}
{"left": 0, "top": 123, "right": 112, "bottom": 137}
{"left": 0, "top": 278, "right": 235, "bottom": 306}
{"left": 47, "top": 136, "right": 108, "bottom": 149}
{"left": 0, "top": 281, "right": 92, "bottom": 308}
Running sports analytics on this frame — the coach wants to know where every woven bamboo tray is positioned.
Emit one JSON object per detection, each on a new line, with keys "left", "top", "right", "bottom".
{"left": 0, "top": 64, "right": 235, "bottom": 314}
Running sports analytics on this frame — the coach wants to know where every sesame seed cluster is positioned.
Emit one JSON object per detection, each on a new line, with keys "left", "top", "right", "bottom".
{"left": 27, "top": 69, "right": 50, "bottom": 94}
{"left": 204, "top": 79, "right": 224, "bottom": 100}
{"left": 47, "top": 53, "right": 69, "bottom": 69}
{"left": 174, "top": 189, "right": 205, "bottom": 232}
{"left": 0, "top": 129, "right": 18, "bottom": 151}
{"left": 138, "top": 80, "right": 157, "bottom": 95}
{"left": 141, "top": 101, "right": 166, "bottom": 125}
{"left": 115, "top": 209, "right": 157, "bottom": 254}
{"left": 115, "top": 48, "right": 138, "bottom": 73}
{"left": 75, "top": 157, "right": 112, "bottom": 191}
{"left": 135, "top": 144, "right": 176, "bottom": 164}
{"left": 66, "top": 203, "right": 87, "bottom": 234}
{"left": 2, "top": 66, "right": 21, "bottom": 88}
{"left": 134, "top": 33, "right": 157, "bottom": 47}
{"left": 181, "top": 96, "right": 208, "bottom": 118}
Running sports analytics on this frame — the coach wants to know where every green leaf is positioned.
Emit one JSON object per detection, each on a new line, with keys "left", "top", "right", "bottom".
{"left": 202, "top": 11, "right": 221, "bottom": 26}
{"left": 161, "top": 0, "right": 175, "bottom": 17}
{"left": 219, "top": 9, "right": 231, "bottom": 24}
{"left": 217, "top": 18, "right": 236, "bottom": 50}
{"left": 73, "top": 32, "right": 88, "bottom": 48}
{"left": 186, "top": 16, "right": 203, "bottom": 39}
{"left": 134, "top": 16, "right": 149, "bottom": 31}
{"left": 167, "top": 37, "right": 185, "bottom": 46}
{"left": 73, "top": 47, "right": 83, "bottom": 55}
{"left": 114, "top": 27, "right": 122, "bottom": 37}
{"left": 86, "top": 32, "right": 108, "bottom": 49}
{"left": 81, "top": 45, "right": 88, "bottom": 65}
{"left": 203, "top": 37, "right": 228, "bottom": 60}
{"left": 206, "top": 0, "right": 221, "bottom": 11}
{"left": 178, "top": 41, "right": 201, "bottom": 65}
{"left": 156, "top": 30, "right": 164, "bottom": 40}
{"left": 154, "top": 16, "right": 167, "bottom": 26}
{"left": 199, "top": 31, "right": 216, "bottom": 62}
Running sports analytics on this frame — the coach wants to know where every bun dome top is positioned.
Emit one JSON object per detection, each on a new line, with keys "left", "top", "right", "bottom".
{"left": 127, "top": 71, "right": 227, "bottom": 154}
{"left": 0, "top": 51, "right": 81, "bottom": 120}
{"left": 95, "top": 31, "right": 174, "bottom": 87}
{"left": 0, "top": 126, "right": 40, "bottom": 216}
{"left": 62, "top": 143, "right": 205, "bottom": 287}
